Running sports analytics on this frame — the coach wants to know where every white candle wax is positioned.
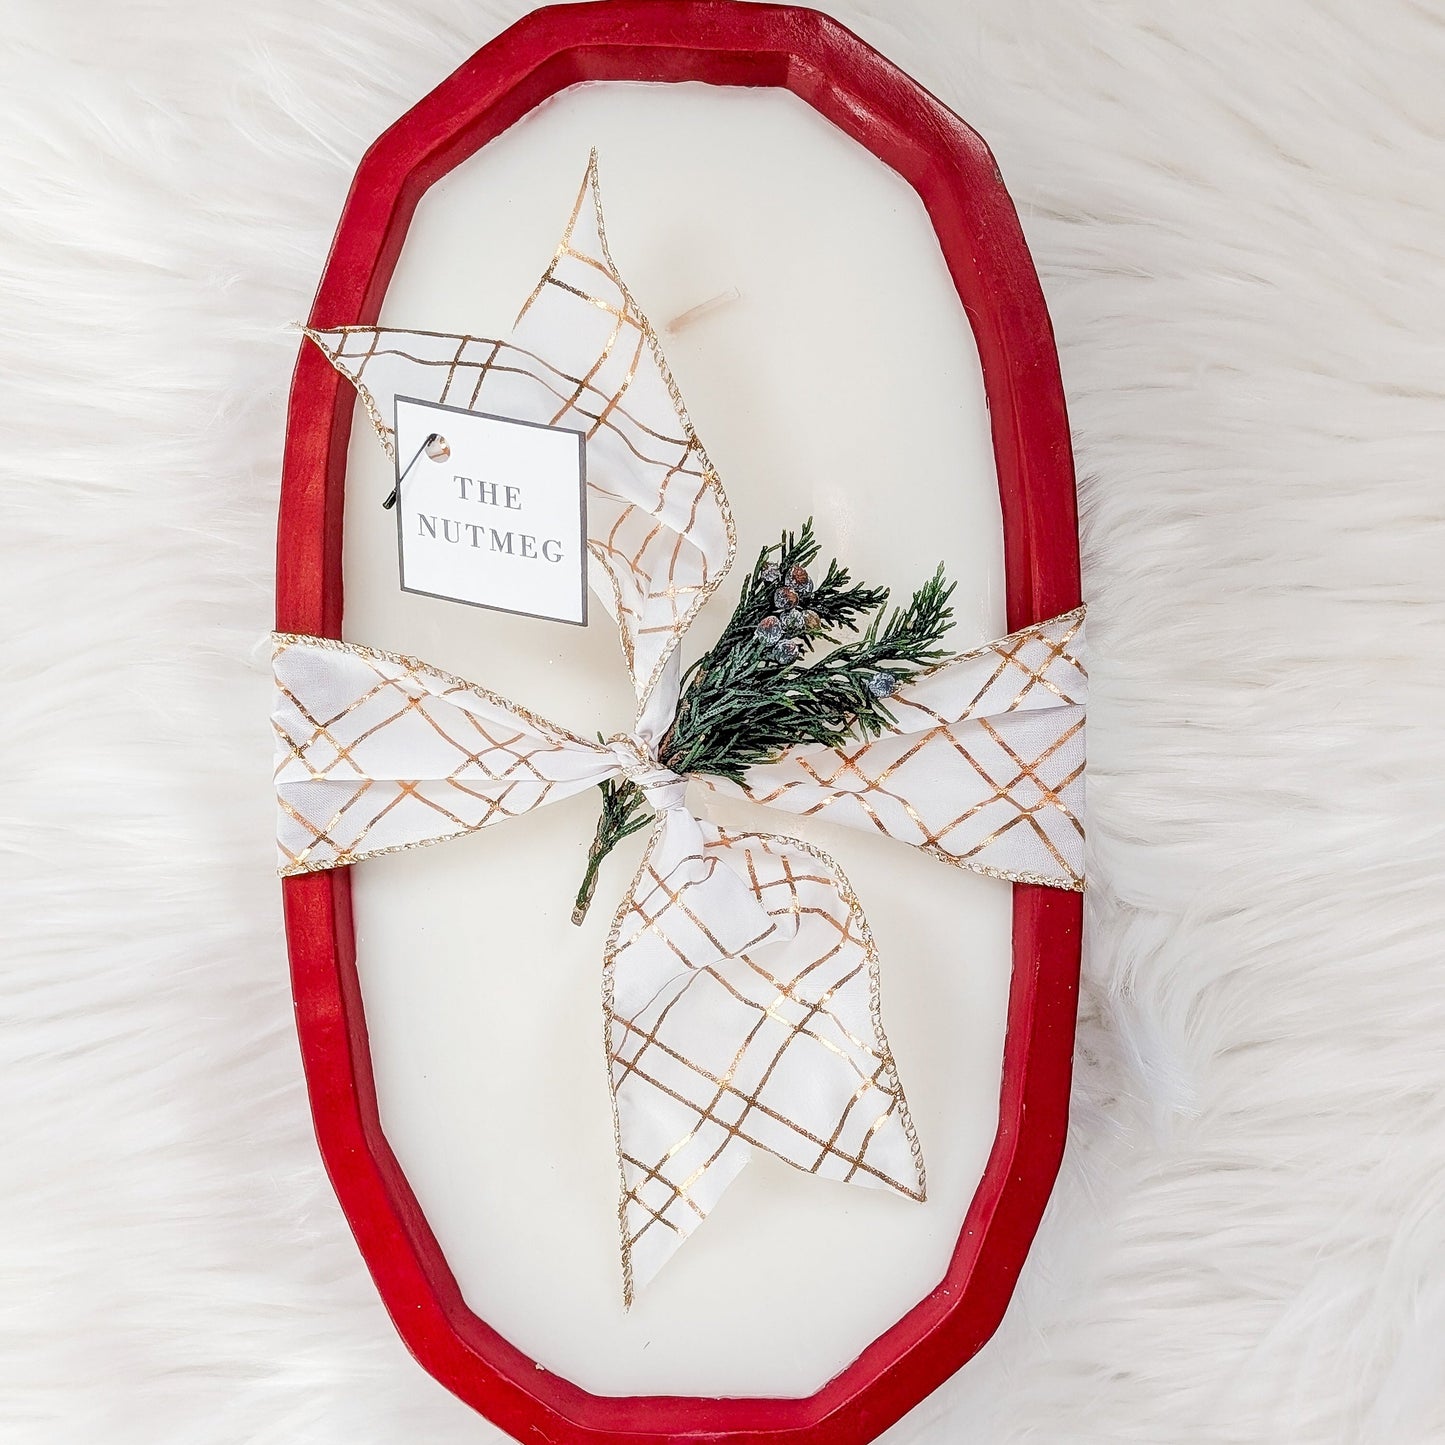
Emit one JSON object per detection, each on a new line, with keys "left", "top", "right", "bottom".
{"left": 340, "top": 81, "right": 1010, "bottom": 1398}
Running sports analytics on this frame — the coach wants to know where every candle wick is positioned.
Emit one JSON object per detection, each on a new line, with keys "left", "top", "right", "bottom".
{"left": 664, "top": 287, "right": 741, "bottom": 336}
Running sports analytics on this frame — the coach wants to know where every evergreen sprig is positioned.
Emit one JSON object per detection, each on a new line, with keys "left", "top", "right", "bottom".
{"left": 570, "top": 770, "right": 653, "bottom": 927}
{"left": 570, "top": 519, "right": 955, "bottom": 923}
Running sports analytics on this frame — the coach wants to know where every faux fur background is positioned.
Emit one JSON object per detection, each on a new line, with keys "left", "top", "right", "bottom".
{"left": 6, "top": 2, "right": 1444, "bottom": 1441}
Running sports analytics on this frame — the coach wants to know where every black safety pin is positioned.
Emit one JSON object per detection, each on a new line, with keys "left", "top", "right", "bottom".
{"left": 383, "top": 432, "right": 442, "bottom": 510}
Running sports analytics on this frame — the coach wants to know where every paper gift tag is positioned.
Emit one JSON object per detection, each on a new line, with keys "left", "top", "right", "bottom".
{"left": 394, "top": 396, "right": 587, "bottom": 626}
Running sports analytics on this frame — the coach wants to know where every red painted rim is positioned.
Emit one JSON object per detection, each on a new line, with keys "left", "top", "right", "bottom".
{"left": 275, "top": 4, "right": 1082, "bottom": 1442}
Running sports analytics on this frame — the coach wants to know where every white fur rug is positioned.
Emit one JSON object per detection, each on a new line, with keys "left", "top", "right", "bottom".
{"left": 6, "top": 2, "right": 1444, "bottom": 1441}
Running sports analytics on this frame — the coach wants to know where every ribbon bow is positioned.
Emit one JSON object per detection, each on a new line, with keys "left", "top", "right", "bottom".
{"left": 276, "top": 157, "right": 1087, "bottom": 1302}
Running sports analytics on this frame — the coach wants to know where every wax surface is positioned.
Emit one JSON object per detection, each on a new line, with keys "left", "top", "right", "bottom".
{"left": 341, "top": 82, "right": 1009, "bottom": 1398}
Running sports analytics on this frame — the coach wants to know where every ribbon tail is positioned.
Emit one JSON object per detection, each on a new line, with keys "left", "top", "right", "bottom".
{"left": 303, "top": 155, "right": 736, "bottom": 722}
{"left": 273, "top": 635, "right": 615, "bottom": 874}
{"left": 717, "top": 608, "right": 1089, "bottom": 890}
{"left": 605, "top": 809, "right": 924, "bottom": 1305}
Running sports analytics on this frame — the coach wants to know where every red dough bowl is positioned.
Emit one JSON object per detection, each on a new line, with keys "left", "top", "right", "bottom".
{"left": 275, "top": 4, "right": 1083, "bottom": 1442}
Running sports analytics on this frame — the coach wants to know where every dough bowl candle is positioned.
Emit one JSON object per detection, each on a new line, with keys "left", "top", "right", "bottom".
{"left": 274, "top": 5, "right": 1085, "bottom": 1441}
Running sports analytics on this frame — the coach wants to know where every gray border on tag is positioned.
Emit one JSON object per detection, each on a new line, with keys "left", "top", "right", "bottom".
{"left": 393, "top": 395, "right": 589, "bottom": 628}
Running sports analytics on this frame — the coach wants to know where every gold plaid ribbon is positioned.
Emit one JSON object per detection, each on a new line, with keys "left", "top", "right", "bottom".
{"left": 304, "top": 151, "right": 734, "bottom": 714}
{"left": 716, "top": 608, "right": 1087, "bottom": 890}
{"left": 280, "top": 158, "right": 1087, "bottom": 1302}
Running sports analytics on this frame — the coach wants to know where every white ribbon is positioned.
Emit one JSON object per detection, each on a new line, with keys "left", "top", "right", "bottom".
{"left": 281, "top": 156, "right": 1087, "bottom": 1301}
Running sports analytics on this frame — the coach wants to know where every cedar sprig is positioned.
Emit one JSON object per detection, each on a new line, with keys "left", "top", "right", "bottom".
{"left": 570, "top": 769, "right": 653, "bottom": 926}
{"left": 571, "top": 520, "right": 955, "bottom": 923}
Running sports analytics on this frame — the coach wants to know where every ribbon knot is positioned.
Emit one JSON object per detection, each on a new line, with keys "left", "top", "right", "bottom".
{"left": 604, "top": 735, "right": 689, "bottom": 813}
